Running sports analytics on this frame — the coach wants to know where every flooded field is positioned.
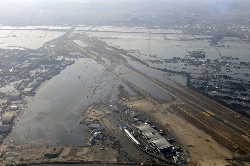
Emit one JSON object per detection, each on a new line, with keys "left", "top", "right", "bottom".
{"left": 7, "top": 58, "right": 135, "bottom": 145}
{"left": 124, "top": 74, "right": 172, "bottom": 101}
{"left": 82, "top": 26, "right": 249, "bottom": 73}
{"left": 0, "top": 28, "right": 66, "bottom": 49}
{"left": 4, "top": 26, "right": 250, "bottom": 146}
{"left": 77, "top": 27, "right": 250, "bottom": 114}
{"left": 1, "top": 25, "right": 250, "bottom": 165}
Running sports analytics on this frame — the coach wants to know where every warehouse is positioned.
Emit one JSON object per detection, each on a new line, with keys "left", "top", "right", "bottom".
{"left": 124, "top": 128, "right": 140, "bottom": 146}
{"left": 10, "top": 105, "right": 19, "bottom": 110}
{"left": 8, "top": 92, "right": 21, "bottom": 100}
{"left": 22, "top": 87, "right": 34, "bottom": 95}
{"left": 0, "top": 125, "right": 11, "bottom": 135}
{"left": 2, "top": 112, "right": 15, "bottom": 124}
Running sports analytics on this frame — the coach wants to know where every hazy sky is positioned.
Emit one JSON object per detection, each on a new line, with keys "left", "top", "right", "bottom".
{"left": 0, "top": 0, "right": 249, "bottom": 26}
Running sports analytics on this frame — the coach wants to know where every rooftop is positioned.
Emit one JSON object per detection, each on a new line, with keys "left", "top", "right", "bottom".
{"left": 137, "top": 123, "right": 171, "bottom": 150}
{"left": 0, "top": 125, "right": 11, "bottom": 132}
{"left": 152, "top": 137, "right": 171, "bottom": 150}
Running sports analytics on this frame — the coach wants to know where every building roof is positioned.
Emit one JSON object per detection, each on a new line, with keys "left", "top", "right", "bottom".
{"left": 10, "top": 105, "right": 18, "bottom": 110}
{"left": 137, "top": 124, "right": 154, "bottom": 133}
{"left": 0, "top": 126, "right": 11, "bottom": 132}
{"left": 8, "top": 92, "right": 21, "bottom": 100}
{"left": 23, "top": 87, "right": 33, "bottom": 92}
{"left": 2, "top": 112, "right": 15, "bottom": 122}
{"left": 151, "top": 137, "right": 171, "bottom": 150}
{"left": 0, "top": 99, "right": 8, "bottom": 105}
{"left": 137, "top": 123, "right": 171, "bottom": 150}
{"left": 143, "top": 131, "right": 162, "bottom": 141}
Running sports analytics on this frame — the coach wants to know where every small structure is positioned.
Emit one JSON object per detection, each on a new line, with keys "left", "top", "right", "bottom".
{"left": 29, "top": 81, "right": 39, "bottom": 88}
{"left": 0, "top": 126, "right": 11, "bottom": 135}
{"left": 109, "top": 105, "right": 117, "bottom": 112}
{"left": 8, "top": 93, "right": 21, "bottom": 100}
{"left": 22, "top": 87, "right": 34, "bottom": 95}
{"left": 2, "top": 112, "right": 15, "bottom": 124}
{"left": 92, "top": 132, "right": 103, "bottom": 139}
{"left": 36, "top": 77, "right": 44, "bottom": 82}
{"left": 10, "top": 105, "right": 18, "bottom": 110}
{"left": 0, "top": 99, "right": 8, "bottom": 106}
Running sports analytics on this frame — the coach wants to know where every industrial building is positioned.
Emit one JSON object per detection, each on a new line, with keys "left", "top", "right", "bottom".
{"left": 124, "top": 128, "right": 140, "bottom": 146}
{"left": 8, "top": 92, "right": 21, "bottom": 100}
{"left": 22, "top": 87, "right": 34, "bottom": 95}
{"left": 120, "top": 123, "right": 140, "bottom": 146}
{"left": 10, "top": 105, "right": 18, "bottom": 110}
{"left": 136, "top": 124, "right": 172, "bottom": 153}
{"left": 0, "top": 125, "right": 11, "bottom": 135}
{"left": 2, "top": 112, "right": 15, "bottom": 124}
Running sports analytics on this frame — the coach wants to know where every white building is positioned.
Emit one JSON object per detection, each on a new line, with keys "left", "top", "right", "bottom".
{"left": 2, "top": 112, "right": 15, "bottom": 124}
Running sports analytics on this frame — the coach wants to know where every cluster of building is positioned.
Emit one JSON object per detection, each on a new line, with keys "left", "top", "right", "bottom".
{"left": 0, "top": 49, "right": 76, "bottom": 141}
{"left": 148, "top": 47, "right": 250, "bottom": 116}
{"left": 115, "top": 103, "right": 186, "bottom": 164}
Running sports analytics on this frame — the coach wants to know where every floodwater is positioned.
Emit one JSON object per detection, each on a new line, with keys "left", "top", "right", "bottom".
{"left": 124, "top": 58, "right": 186, "bottom": 92}
{"left": 0, "top": 29, "right": 65, "bottom": 49}
{"left": 8, "top": 58, "right": 135, "bottom": 146}
{"left": 124, "top": 74, "right": 172, "bottom": 101}
{"left": 83, "top": 27, "right": 250, "bottom": 87}
{"left": 6, "top": 26, "right": 250, "bottom": 145}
